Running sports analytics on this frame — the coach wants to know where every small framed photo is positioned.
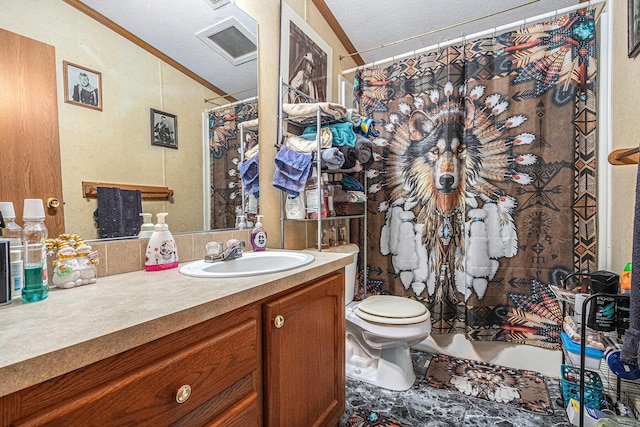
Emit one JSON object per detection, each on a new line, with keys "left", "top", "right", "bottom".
{"left": 63, "top": 61, "right": 102, "bottom": 111}
{"left": 630, "top": 0, "right": 640, "bottom": 58}
{"left": 151, "top": 109, "right": 178, "bottom": 149}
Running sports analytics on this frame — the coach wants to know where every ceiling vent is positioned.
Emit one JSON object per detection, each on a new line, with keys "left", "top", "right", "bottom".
{"left": 196, "top": 17, "right": 257, "bottom": 66}
{"left": 203, "top": 0, "right": 230, "bottom": 10}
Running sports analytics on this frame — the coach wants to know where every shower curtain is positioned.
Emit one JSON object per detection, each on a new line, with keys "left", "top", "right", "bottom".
{"left": 353, "top": 9, "right": 598, "bottom": 349}
{"left": 207, "top": 100, "right": 258, "bottom": 229}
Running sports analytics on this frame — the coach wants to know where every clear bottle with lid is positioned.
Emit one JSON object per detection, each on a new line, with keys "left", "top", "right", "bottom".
{"left": 0, "top": 202, "right": 23, "bottom": 250}
{"left": 306, "top": 167, "right": 329, "bottom": 219}
{"left": 21, "top": 199, "right": 49, "bottom": 303}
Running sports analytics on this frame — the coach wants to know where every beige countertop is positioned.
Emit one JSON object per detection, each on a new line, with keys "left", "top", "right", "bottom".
{"left": 0, "top": 249, "right": 352, "bottom": 397}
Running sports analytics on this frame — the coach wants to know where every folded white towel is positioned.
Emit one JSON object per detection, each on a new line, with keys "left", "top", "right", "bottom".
{"left": 240, "top": 118, "right": 258, "bottom": 130}
{"left": 284, "top": 129, "right": 332, "bottom": 153}
{"left": 283, "top": 102, "right": 347, "bottom": 121}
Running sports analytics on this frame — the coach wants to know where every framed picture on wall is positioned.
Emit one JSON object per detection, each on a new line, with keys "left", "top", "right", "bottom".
{"left": 150, "top": 109, "right": 178, "bottom": 149}
{"left": 629, "top": 0, "right": 640, "bottom": 58}
{"left": 280, "top": 3, "right": 332, "bottom": 103}
{"left": 63, "top": 61, "right": 102, "bottom": 111}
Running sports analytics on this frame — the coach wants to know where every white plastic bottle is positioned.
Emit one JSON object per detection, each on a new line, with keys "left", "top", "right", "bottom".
{"left": 21, "top": 199, "right": 48, "bottom": 303}
{"left": 145, "top": 213, "right": 179, "bottom": 271}
{"left": 0, "top": 202, "right": 23, "bottom": 296}
{"left": 10, "top": 250, "right": 23, "bottom": 297}
{"left": 138, "top": 213, "right": 155, "bottom": 238}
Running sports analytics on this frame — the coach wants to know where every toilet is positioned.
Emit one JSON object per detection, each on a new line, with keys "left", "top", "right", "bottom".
{"left": 342, "top": 249, "right": 432, "bottom": 392}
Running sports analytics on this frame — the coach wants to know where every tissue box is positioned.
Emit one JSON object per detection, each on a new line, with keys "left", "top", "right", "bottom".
{"left": 561, "top": 332, "right": 603, "bottom": 370}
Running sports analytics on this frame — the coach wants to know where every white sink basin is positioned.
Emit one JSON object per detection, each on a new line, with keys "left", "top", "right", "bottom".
{"left": 179, "top": 250, "right": 315, "bottom": 278}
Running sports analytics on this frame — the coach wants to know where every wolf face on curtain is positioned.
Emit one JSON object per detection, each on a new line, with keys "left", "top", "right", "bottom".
{"left": 353, "top": 9, "right": 598, "bottom": 349}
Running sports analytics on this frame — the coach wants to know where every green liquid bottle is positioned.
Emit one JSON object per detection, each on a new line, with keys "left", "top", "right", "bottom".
{"left": 21, "top": 199, "right": 48, "bottom": 303}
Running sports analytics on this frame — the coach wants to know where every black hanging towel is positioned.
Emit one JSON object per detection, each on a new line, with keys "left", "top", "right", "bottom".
{"left": 93, "top": 187, "right": 142, "bottom": 238}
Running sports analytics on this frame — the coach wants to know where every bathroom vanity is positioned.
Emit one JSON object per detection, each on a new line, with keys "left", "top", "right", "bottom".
{"left": 0, "top": 251, "right": 350, "bottom": 426}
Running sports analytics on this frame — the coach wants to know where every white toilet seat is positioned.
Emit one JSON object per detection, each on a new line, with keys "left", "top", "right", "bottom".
{"left": 354, "top": 295, "right": 430, "bottom": 325}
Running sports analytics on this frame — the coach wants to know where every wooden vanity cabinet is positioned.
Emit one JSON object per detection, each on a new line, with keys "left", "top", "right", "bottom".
{"left": 0, "top": 270, "right": 346, "bottom": 427}
{"left": 263, "top": 271, "right": 346, "bottom": 427}
{"left": 0, "top": 306, "right": 263, "bottom": 427}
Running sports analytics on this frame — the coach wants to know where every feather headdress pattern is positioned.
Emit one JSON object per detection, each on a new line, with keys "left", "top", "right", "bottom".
{"left": 376, "top": 82, "right": 537, "bottom": 303}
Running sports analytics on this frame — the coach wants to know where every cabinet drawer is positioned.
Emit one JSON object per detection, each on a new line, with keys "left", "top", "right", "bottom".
{"left": 12, "top": 317, "right": 259, "bottom": 426}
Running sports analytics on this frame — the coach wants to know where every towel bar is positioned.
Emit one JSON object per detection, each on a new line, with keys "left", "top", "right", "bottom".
{"left": 82, "top": 181, "right": 173, "bottom": 200}
{"left": 608, "top": 147, "right": 639, "bottom": 165}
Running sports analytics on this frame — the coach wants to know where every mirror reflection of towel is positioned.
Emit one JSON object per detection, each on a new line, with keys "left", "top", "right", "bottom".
{"left": 93, "top": 187, "right": 142, "bottom": 238}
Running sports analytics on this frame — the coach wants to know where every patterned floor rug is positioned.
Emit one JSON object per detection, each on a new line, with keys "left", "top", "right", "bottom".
{"left": 347, "top": 409, "right": 408, "bottom": 427}
{"left": 424, "top": 354, "right": 554, "bottom": 415}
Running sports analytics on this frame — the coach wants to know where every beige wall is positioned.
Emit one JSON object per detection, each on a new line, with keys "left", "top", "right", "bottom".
{"left": 611, "top": 1, "right": 639, "bottom": 272}
{"left": 1, "top": 0, "right": 218, "bottom": 239}
{"left": 0, "top": 0, "right": 356, "bottom": 245}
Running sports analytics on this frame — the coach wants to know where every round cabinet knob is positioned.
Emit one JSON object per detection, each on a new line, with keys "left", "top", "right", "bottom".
{"left": 46, "top": 197, "right": 60, "bottom": 209}
{"left": 176, "top": 384, "right": 192, "bottom": 403}
{"left": 274, "top": 315, "right": 285, "bottom": 328}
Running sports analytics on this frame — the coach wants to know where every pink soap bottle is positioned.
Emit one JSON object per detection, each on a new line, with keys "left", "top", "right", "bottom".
{"left": 250, "top": 215, "right": 267, "bottom": 252}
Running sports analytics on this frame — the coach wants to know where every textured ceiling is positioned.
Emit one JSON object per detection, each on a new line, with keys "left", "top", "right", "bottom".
{"left": 76, "top": 0, "right": 258, "bottom": 100}
{"left": 323, "top": 0, "right": 581, "bottom": 68}
{"left": 74, "top": 0, "right": 585, "bottom": 98}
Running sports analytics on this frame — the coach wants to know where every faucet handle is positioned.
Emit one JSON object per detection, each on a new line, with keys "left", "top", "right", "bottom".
{"left": 206, "top": 241, "right": 224, "bottom": 256}
{"left": 226, "top": 239, "right": 244, "bottom": 249}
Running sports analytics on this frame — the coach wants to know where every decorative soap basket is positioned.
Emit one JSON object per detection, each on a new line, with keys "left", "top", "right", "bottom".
{"left": 45, "top": 234, "right": 100, "bottom": 289}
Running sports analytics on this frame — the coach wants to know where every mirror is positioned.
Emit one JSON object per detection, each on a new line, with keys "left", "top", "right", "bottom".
{"left": 0, "top": 0, "right": 258, "bottom": 239}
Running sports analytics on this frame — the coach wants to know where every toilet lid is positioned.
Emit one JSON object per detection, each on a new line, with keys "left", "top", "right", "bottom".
{"left": 354, "top": 295, "right": 430, "bottom": 325}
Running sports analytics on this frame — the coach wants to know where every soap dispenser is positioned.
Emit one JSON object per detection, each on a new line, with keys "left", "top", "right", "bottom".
{"left": 145, "top": 213, "right": 178, "bottom": 271}
{"left": 250, "top": 214, "right": 267, "bottom": 252}
{"left": 138, "top": 213, "right": 154, "bottom": 238}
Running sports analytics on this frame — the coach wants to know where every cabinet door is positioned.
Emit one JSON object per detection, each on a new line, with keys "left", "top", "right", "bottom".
{"left": 263, "top": 272, "right": 345, "bottom": 427}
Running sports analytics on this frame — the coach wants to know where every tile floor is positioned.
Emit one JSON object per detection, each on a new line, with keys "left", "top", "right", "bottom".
{"left": 341, "top": 350, "right": 571, "bottom": 427}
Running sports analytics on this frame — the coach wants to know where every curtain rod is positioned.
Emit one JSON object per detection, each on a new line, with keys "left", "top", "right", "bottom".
{"left": 339, "top": 0, "right": 541, "bottom": 61}
{"left": 204, "top": 87, "right": 257, "bottom": 104}
{"left": 206, "top": 95, "right": 258, "bottom": 113}
{"left": 341, "top": 0, "right": 606, "bottom": 75}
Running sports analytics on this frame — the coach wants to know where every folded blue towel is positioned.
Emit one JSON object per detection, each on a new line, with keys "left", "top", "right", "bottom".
{"left": 321, "top": 147, "right": 345, "bottom": 169}
{"left": 303, "top": 122, "right": 357, "bottom": 147}
{"left": 272, "top": 145, "right": 313, "bottom": 196}
{"left": 239, "top": 155, "right": 260, "bottom": 196}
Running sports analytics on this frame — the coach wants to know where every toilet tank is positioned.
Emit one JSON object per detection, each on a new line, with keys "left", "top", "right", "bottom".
{"left": 306, "top": 244, "right": 359, "bottom": 305}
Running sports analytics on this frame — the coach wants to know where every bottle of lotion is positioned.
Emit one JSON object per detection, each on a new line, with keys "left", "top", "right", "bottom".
{"left": 138, "top": 213, "right": 155, "bottom": 238}
{"left": 145, "top": 213, "right": 178, "bottom": 271}
{"left": 251, "top": 215, "right": 267, "bottom": 252}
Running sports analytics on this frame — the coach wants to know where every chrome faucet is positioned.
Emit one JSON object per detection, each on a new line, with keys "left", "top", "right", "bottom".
{"left": 204, "top": 240, "right": 245, "bottom": 263}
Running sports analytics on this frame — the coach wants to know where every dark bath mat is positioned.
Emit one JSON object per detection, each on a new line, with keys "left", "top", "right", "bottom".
{"left": 424, "top": 354, "right": 554, "bottom": 415}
